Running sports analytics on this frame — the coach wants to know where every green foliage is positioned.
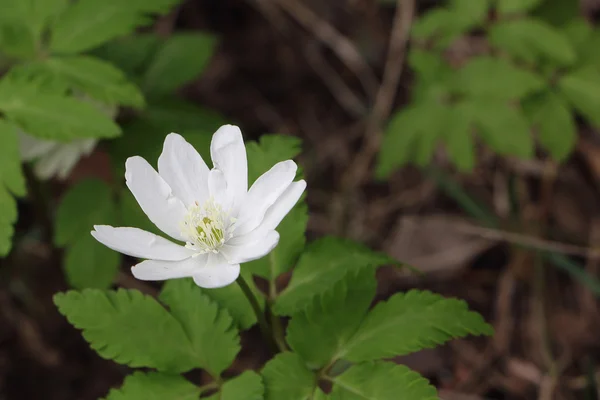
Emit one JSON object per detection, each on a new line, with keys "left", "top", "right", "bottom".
{"left": 160, "top": 278, "right": 240, "bottom": 377}
{"left": 64, "top": 235, "right": 120, "bottom": 290}
{"left": 262, "top": 352, "right": 316, "bottom": 400}
{"left": 378, "top": 0, "right": 596, "bottom": 176}
{"left": 55, "top": 179, "right": 114, "bottom": 246}
{"left": 34, "top": 56, "right": 145, "bottom": 108}
{"left": 49, "top": 0, "right": 183, "bottom": 54}
{"left": 0, "top": 120, "right": 26, "bottom": 256}
{"left": 496, "top": 0, "right": 543, "bottom": 16}
{"left": 201, "top": 269, "right": 265, "bottom": 330}
{"left": 286, "top": 267, "right": 377, "bottom": 369}
{"left": 54, "top": 289, "right": 199, "bottom": 372}
{"left": 55, "top": 179, "right": 120, "bottom": 289}
{"left": 141, "top": 33, "right": 217, "bottom": 96}
{"left": 489, "top": 18, "right": 576, "bottom": 66}
{"left": 274, "top": 237, "right": 394, "bottom": 315}
{"left": 103, "top": 372, "right": 200, "bottom": 400}
{"left": 245, "top": 135, "right": 308, "bottom": 279}
{"left": 524, "top": 91, "right": 576, "bottom": 161}
{"left": 337, "top": 290, "right": 493, "bottom": 362}
{"left": 327, "top": 361, "right": 439, "bottom": 400}
{"left": 206, "top": 371, "right": 264, "bottom": 400}
{"left": 0, "top": 75, "right": 121, "bottom": 141}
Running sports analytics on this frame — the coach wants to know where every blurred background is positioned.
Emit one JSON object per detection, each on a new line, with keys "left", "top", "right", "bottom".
{"left": 2, "top": 0, "right": 600, "bottom": 399}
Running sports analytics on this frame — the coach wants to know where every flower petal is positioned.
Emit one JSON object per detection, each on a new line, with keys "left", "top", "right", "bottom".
{"left": 261, "top": 180, "right": 306, "bottom": 229}
{"left": 91, "top": 225, "right": 194, "bottom": 261}
{"left": 158, "top": 133, "right": 210, "bottom": 207}
{"left": 210, "top": 125, "right": 247, "bottom": 207}
{"left": 208, "top": 168, "right": 232, "bottom": 209}
{"left": 131, "top": 255, "right": 207, "bottom": 280}
{"left": 192, "top": 253, "right": 240, "bottom": 288}
{"left": 234, "top": 160, "right": 297, "bottom": 235}
{"left": 125, "top": 156, "right": 187, "bottom": 241}
{"left": 222, "top": 230, "right": 279, "bottom": 264}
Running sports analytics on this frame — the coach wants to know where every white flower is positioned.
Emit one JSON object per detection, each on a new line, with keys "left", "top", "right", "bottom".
{"left": 91, "top": 125, "right": 306, "bottom": 289}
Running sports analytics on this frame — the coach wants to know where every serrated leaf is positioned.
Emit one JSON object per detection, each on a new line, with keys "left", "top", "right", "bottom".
{"left": 0, "top": 78, "right": 120, "bottom": 141}
{"left": 246, "top": 134, "right": 303, "bottom": 184}
{"left": 328, "top": 361, "right": 438, "bottom": 400}
{"left": 206, "top": 371, "right": 263, "bottom": 400}
{"left": 39, "top": 56, "right": 145, "bottom": 107}
{"left": 201, "top": 269, "right": 264, "bottom": 330}
{"left": 558, "top": 66, "right": 600, "bottom": 127}
{"left": 376, "top": 102, "right": 446, "bottom": 179}
{"left": 49, "top": 0, "right": 182, "bottom": 54}
{"left": 442, "top": 102, "right": 475, "bottom": 171}
{"left": 103, "top": 371, "right": 200, "bottom": 400}
{"left": 245, "top": 201, "right": 308, "bottom": 279}
{"left": 274, "top": 237, "right": 394, "bottom": 316}
{"left": 55, "top": 179, "right": 114, "bottom": 246}
{"left": 455, "top": 57, "right": 545, "bottom": 99}
{"left": 496, "top": 0, "right": 543, "bottom": 15}
{"left": 335, "top": 290, "right": 493, "bottom": 362}
{"left": 262, "top": 352, "right": 316, "bottom": 400}
{"left": 524, "top": 90, "right": 576, "bottom": 161}
{"left": 64, "top": 235, "right": 120, "bottom": 290}
{"left": 54, "top": 288, "right": 198, "bottom": 372}
{"left": 160, "top": 278, "right": 240, "bottom": 377}
{"left": 142, "top": 33, "right": 217, "bottom": 96}
{"left": 0, "top": 119, "right": 25, "bottom": 256}
{"left": 470, "top": 100, "right": 534, "bottom": 158}
{"left": 287, "top": 267, "right": 377, "bottom": 369}
{"left": 489, "top": 18, "right": 576, "bottom": 66}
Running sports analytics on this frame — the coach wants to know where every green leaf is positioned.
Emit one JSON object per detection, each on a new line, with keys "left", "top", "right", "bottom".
{"left": 455, "top": 56, "right": 545, "bottom": 99}
{"left": 376, "top": 102, "right": 446, "bottom": 179}
{"left": 142, "top": 33, "right": 217, "bottom": 96}
{"left": 0, "top": 119, "right": 25, "bottom": 256}
{"left": 286, "top": 267, "right": 377, "bottom": 369}
{"left": 54, "top": 288, "right": 198, "bottom": 372}
{"left": 558, "top": 66, "right": 600, "bottom": 127}
{"left": 245, "top": 201, "right": 308, "bottom": 280}
{"left": 201, "top": 269, "right": 264, "bottom": 330}
{"left": 55, "top": 179, "right": 114, "bottom": 246}
{"left": 336, "top": 290, "right": 493, "bottom": 362}
{"left": 274, "top": 237, "right": 394, "bottom": 316}
{"left": 160, "top": 278, "right": 240, "bottom": 377}
{"left": 0, "top": 78, "right": 120, "bottom": 141}
{"left": 92, "top": 33, "right": 161, "bottom": 77}
{"left": 489, "top": 18, "right": 576, "bottom": 66}
{"left": 64, "top": 234, "right": 120, "bottom": 290}
{"left": 496, "top": 0, "right": 543, "bottom": 16}
{"left": 577, "top": 28, "right": 600, "bottom": 69}
{"left": 532, "top": 0, "right": 579, "bottom": 27}
{"left": 523, "top": 90, "right": 576, "bottom": 161}
{"left": 262, "top": 352, "right": 316, "bottom": 400}
{"left": 411, "top": 9, "right": 467, "bottom": 47}
{"left": 103, "top": 371, "right": 200, "bottom": 400}
{"left": 246, "top": 134, "right": 303, "bottom": 185}
{"left": 206, "top": 371, "right": 263, "bottom": 400}
{"left": 449, "top": 0, "right": 490, "bottom": 28}
{"left": 49, "top": 0, "right": 182, "bottom": 54}
{"left": 39, "top": 56, "right": 145, "bottom": 108}
{"left": 0, "top": 18, "right": 37, "bottom": 59}
{"left": 470, "top": 100, "right": 534, "bottom": 158}
{"left": 442, "top": 102, "right": 475, "bottom": 171}
{"left": 328, "top": 361, "right": 438, "bottom": 400}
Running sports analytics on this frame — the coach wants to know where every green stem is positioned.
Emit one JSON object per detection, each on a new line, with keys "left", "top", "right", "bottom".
{"left": 266, "top": 301, "right": 289, "bottom": 352}
{"left": 236, "top": 274, "right": 278, "bottom": 353}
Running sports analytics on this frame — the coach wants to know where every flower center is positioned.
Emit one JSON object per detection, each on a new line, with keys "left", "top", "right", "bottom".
{"left": 180, "top": 198, "right": 235, "bottom": 253}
